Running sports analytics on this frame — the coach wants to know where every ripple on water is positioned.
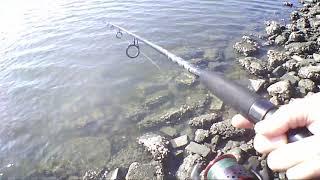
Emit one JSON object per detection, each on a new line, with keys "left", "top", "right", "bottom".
{"left": 0, "top": 0, "right": 297, "bottom": 177}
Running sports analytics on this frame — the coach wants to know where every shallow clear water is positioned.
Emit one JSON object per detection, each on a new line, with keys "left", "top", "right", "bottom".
{"left": 0, "top": 0, "right": 297, "bottom": 177}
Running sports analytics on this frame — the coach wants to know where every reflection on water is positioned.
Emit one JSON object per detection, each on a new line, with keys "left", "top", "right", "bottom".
{"left": 0, "top": 0, "right": 297, "bottom": 177}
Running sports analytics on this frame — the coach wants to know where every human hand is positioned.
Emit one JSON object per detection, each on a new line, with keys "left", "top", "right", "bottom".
{"left": 231, "top": 93, "right": 320, "bottom": 179}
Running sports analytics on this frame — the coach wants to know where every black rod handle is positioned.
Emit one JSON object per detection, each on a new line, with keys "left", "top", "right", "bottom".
{"left": 199, "top": 70, "right": 312, "bottom": 142}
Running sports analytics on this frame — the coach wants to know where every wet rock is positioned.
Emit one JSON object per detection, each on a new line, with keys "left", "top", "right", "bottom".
{"left": 283, "top": 1, "right": 293, "bottom": 7}
{"left": 138, "top": 106, "right": 193, "bottom": 129}
{"left": 265, "top": 21, "right": 283, "bottom": 36}
{"left": 144, "top": 90, "right": 171, "bottom": 110}
{"left": 233, "top": 36, "right": 259, "bottom": 56}
{"left": 170, "top": 135, "right": 189, "bottom": 148}
{"left": 249, "top": 79, "right": 266, "bottom": 92}
{"left": 189, "top": 58, "right": 208, "bottom": 68}
{"left": 138, "top": 133, "right": 169, "bottom": 161}
{"left": 285, "top": 41, "right": 318, "bottom": 55}
{"left": 176, "top": 154, "right": 203, "bottom": 180}
{"left": 160, "top": 126, "right": 177, "bottom": 137}
{"left": 137, "top": 82, "right": 168, "bottom": 96}
{"left": 281, "top": 73, "right": 300, "bottom": 85}
{"left": 175, "top": 72, "right": 197, "bottom": 88}
{"left": 275, "top": 34, "right": 287, "bottom": 45}
{"left": 188, "top": 113, "right": 220, "bottom": 129}
{"left": 267, "top": 50, "right": 290, "bottom": 68}
{"left": 270, "top": 96, "right": 280, "bottom": 106}
{"left": 290, "top": 11, "right": 300, "bottom": 20}
{"left": 185, "top": 142, "right": 211, "bottom": 157}
{"left": 272, "top": 66, "right": 287, "bottom": 77}
{"left": 125, "top": 161, "right": 164, "bottom": 180}
{"left": 313, "top": 53, "right": 320, "bottom": 62}
{"left": 194, "top": 129, "right": 210, "bottom": 143}
{"left": 210, "top": 119, "right": 246, "bottom": 139}
{"left": 298, "top": 79, "right": 316, "bottom": 92}
{"left": 107, "top": 143, "right": 151, "bottom": 169}
{"left": 298, "top": 65, "right": 320, "bottom": 81}
{"left": 209, "top": 94, "right": 224, "bottom": 111}
{"left": 239, "top": 57, "right": 268, "bottom": 76}
{"left": 203, "top": 48, "right": 223, "bottom": 61}
{"left": 283, "top": 59, "right": 300, "bottom": 71}
{"left": 288, "top": 31, "right": 306, "bottom": 43}
{"left": 297, "top": 17, "right": 310, "bottom": 29}
{"left": 267, "top": 81, "right": 292, "bottom": 100}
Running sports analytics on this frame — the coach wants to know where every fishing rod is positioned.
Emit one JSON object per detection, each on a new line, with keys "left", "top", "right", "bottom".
{"left": 107, "top": 23, "right": 312, "bottom": 142}
{"left": 107, "top": 23, "right": 312, "bottom": 180}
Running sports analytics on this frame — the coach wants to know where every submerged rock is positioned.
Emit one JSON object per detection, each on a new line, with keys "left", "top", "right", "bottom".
{"left": 194, "top": 129, "right": 210, "bottom": 143}
{"left": 176, "top": 154, "right": 203, "bottom": 180}
{"left": 233, "top": 36, "right": 259, "bottom": 56}
{"left": 267, "top": 81, "right": 292, "bottom": 100}
{"left": 210, "top": 119, "right": 246, "bottom": 139}
{"left": 239, "top": 57, "right": 268, "bottom": 76}
{"left": 185, "top": 142, "right": 211, "bottom": 157}
{"left": 209, "top": 95, "right": 224, "bottom": 111}
{"left": 144, "top": 90, "right": 172, "bottom": 110}
{"left": 188, "top": 113, "right": 220, "bottom": 129}
{"left": 160, "top": 126, "right": 178, "bottom": 137}
{"left": 175, "top": 72, "right": 197, "bottom": 88}
{"left": 170, "top": 135, "right": 189, "bottom": 149}
{"left": 125, "top": 161, "right": 164, "bottom": 180}
{"left": 138, "top": 133, "right": 169, "bottom": 161}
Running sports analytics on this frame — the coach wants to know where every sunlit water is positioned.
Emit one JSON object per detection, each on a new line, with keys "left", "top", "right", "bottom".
{"left": 0, "top": 0, "right": 297, "bottom": 177}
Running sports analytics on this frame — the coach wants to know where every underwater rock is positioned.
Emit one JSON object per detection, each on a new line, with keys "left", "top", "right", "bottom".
{"left": 209, "top": 94, "right": 224, "bottom": 111}
{"left": 176, "top": 154, "right": 203, "bottom": 180}
{"left": 210, "top": 119, "right": 246, "bottom": 139}
{"left": 185, "top": 142, "right": 211, "bottom": 157}
{"left": 45, "top": 137, "right": 111, "bottom": 175}
{"left": 170, "top": 135, "right": 189, "bottom": 149}
{"left": 238, "top": 57, "right": 268, "bottom": 76}
{"left": 125, "top": 161, "right": 164, "bottom": 180}
{"left": 107, "top": 143, "right": 152, "bottom": 169}
{"left": 267, "top": 50, "right": 290, "bottom": 68}
{"left": 265, "top": 21, "right": 283, "bottom": 36}
{"left": 233, "top": 36, "right": 259, "bottom": 56}
{"left": 144, "top": 90, "right": 172, "bottom": 110}
{"left": 175, "top": 72, "right": 197, "bottom": 88}
{"left": 181, "top": 49, "right": 205, "bottom": 60}
{"left": 194, "top": 129, "right": 210, "bottom": 143}
{"left": 188, "top": 113, "right": 220, "bottom": 129}
{"left": 160, "top": 126, "right": 178, "bottom": 137}
{"left": 138, "top": 133, "right": 169, "bottom": 161}
{"left": 267, "top": 81, "right": 292, "bottom": 100}
{"left": 283, "top": 1, "right": 293, "bottom": 7}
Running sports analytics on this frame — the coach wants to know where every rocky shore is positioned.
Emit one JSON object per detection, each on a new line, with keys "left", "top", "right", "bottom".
{"left": 24, "top": 0, "right": 320, "bottom": 180}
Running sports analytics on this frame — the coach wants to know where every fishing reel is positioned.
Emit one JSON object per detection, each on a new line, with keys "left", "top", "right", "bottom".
{"left": 191, "top": 154, "right": 264, "bottom": 180}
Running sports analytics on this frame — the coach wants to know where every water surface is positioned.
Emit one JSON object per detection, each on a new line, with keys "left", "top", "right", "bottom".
{"left": 0, "top": 0, "right": 297, "bottom": 177}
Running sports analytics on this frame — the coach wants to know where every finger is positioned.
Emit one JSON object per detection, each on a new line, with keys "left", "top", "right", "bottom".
{"left": 231, "top": 114, "right": 253, "bottom": 129}
{"left": 253, "top": 134, "right": 287, "bottom": 154}
{"left": 267, "top": 135, "right": 320, "bottom": 171}
{"left": 286, "top": 156, "right": 320, "bottom": 179}
{"left": 255, "top": 98, "right": 310, "bottom": 136}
